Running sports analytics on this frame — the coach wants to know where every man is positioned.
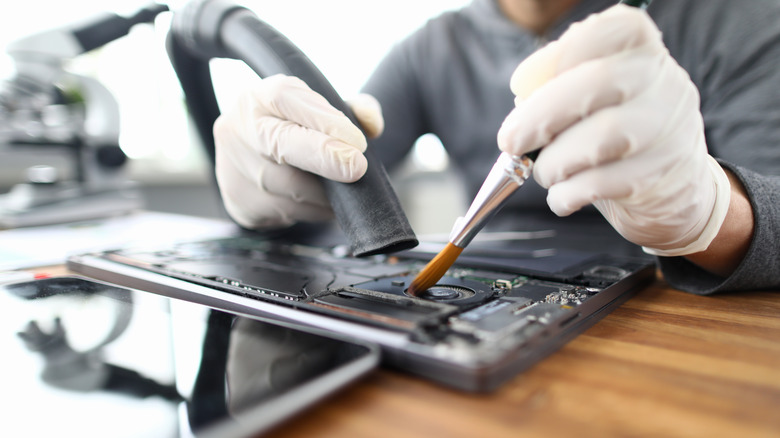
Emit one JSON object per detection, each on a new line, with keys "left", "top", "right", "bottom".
{"left": 213, "top": 0, "right": 780, "bottom": 294}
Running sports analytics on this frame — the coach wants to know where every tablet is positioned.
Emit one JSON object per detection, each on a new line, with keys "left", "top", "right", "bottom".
{"left": 0, "top": 275, "right": 379, "bottom": 437}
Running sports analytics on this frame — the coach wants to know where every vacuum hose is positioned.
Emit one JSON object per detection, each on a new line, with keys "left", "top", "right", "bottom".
{"left": 166, "top": 0, "right": 418, "bottom": 256}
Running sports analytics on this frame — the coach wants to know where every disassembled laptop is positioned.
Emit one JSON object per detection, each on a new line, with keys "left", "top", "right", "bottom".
{"left": 70, "top": 233, "right": 654, "bottom": 392}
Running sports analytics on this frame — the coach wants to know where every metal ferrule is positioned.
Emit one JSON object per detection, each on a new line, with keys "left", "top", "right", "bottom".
{"left": 449, "top": 152, "right": 534, "bottom": 248}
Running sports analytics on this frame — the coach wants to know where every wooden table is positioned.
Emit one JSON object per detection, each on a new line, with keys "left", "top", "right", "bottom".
{"left": 263, "top": 273, "right": 780, "bottom": 438}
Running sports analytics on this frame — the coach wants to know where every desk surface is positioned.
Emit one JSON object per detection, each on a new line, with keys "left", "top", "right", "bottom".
{"left": 261, "top": 273, "right": 780, "bottom": 438}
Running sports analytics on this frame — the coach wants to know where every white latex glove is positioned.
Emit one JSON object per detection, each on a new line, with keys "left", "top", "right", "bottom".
{"left": 213, "top": 74, "right": 384, "bottom": 229}
{"left": 497, "top": 4, "right": 731, "bottom": 256}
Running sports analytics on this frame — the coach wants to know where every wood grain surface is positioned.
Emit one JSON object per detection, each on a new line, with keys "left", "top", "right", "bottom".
{"left": 264, "top": 274, "right": 780, "bottom": 438}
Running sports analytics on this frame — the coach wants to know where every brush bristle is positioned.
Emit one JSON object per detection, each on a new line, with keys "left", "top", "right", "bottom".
{"left": 407, "top": 243, "right": 464, "bottom": 296}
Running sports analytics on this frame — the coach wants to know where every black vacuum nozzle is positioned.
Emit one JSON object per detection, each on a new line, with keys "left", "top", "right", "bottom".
{"left": 167, "top": 0, "right": 418, "bottom": 256}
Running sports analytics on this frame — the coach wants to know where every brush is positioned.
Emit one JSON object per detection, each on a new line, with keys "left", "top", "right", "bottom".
{"left": 406, "top": 0, "right": 652, "bottom": 297}
{"left": 406, "top": 152, "right": 536, "bottom": 296}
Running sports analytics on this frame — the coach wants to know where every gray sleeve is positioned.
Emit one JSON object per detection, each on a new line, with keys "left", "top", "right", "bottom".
{"left": 657, "top": 161, "right": 780, "bottom": 294}
{"left": 360, "top": 36, "right": 429, "bottom": 171}
{"left": 652, "top": 0, "right": 780, "bottom": 176}
{"left": 650, "top": 1, "right": 780, "bottom": 293}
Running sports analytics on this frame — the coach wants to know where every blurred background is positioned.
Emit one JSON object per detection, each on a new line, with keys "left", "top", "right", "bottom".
{"left": 0, "top": 0, "right": 470, "bottom": 233}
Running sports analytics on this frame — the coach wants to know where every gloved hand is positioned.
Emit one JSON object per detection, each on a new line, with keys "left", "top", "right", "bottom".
{"left": 497, "top": 4, "right": 731, "bottom": 256}
{"left": 213, "top": 74, "right": 384, "bottom": 229}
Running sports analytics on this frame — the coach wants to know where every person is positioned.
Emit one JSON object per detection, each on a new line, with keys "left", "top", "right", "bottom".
{"left": 212, "top": 0, "right": 780, "bottom": 295}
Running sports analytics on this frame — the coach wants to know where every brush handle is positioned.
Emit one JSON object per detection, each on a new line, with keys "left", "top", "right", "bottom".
{"left": 620, "top": 0, "right": 653, "bottom": 9}
{"left": 524, "top": 150, "right": 540, "bottom": 162}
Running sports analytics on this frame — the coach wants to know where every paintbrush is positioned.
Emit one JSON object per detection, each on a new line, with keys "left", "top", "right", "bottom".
{"left": 406, "top": 152, "right": 536, "bottom": 296}
{"left": 406, "top": 0, "right": 652, "bottom": 297}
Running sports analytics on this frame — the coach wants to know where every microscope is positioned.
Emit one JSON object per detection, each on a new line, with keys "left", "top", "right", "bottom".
{"left": 0, "top": 4, "right": 169, "bottom": 228}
